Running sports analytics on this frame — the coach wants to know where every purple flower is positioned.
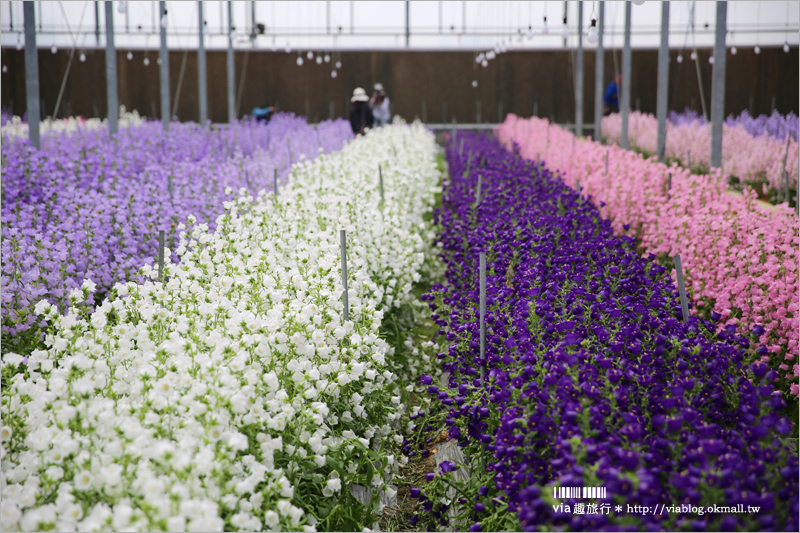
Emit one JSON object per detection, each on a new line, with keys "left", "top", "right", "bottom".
{"left": 413, "top": 132, "right": 799, "bottom": 532}
{"left": 439, "top": 461, "right": 457, "bottom": 473}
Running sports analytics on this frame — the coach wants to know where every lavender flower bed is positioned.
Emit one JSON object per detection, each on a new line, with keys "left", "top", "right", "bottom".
{"left": 408, "top": 133, "right": 798, "bottom": 531}
{"left": 669, "top": 108, "right": 799, "bottom": 142}
{"left": 1, "top": 114, "right": 352, "bottom": 340}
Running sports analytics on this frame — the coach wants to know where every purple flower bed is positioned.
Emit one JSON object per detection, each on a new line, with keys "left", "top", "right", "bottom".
{"left": 669, "top": 108, "right": 799, "bottom": 141}
{"left": 408, "top": 133, "right": 798, "bottom": 531}
{"left": 1, "top": 114, "right": 352, "bottom": 340}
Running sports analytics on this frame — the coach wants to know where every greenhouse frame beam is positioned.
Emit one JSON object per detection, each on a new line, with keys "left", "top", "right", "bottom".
{"left": 5, "top": 26, "right": 795, "bottom": 43}
{"left": 105, "top": 2, "right": 118, "bottom": 135}
{"left": 24, "top": 1, "right": 40, "bottom": 149}
{"left": 656, "top": 1, "right": 669, "bottom": 162}
{"left": 710, "top": 2, "right": 727, "bottom": 169}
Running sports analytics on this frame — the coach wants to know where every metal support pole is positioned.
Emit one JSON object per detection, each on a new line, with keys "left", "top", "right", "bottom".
{"left": 710, "top": 2, "right": 727, "bottom": 169}
{"left": 575, "top": 1, "right": 584, "bottom": 137}
{"left": 656, "top": 1, "right": 670, "bottom": 162}
{"left": 673, "top": 255, "right": 690, "bottom": 323}
{"left": 159, "top": 1, "right": 170, "bottom": 130}
{"left": 621, "top": 1, "right": 632, "bottom": 149}
{"left": 198, "top": 1, "right": 208, "bottom": 124}
{"left": 227, "top": 1, "right": 236, "bottom": 122}
{"left": 593, "top": 2, "right": 605, "bottom": 142}
{"left": 405, "top": 1, "right": 410, "bottom": 48}
{"left": 105, "top": 2, "right": 118, "bottom": 135}
{"left": 95, "top": 1, "right": 100, "bottom": 46}
{"left": 23, "top": 2, "right": 40, "bottom": 149}
{"left": 251, "top": 1, "right": 256, "bottom": 44}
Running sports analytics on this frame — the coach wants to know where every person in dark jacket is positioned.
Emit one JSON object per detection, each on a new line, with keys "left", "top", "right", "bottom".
{"left": 349, "top": 87, "right": 374, "bottom": 135}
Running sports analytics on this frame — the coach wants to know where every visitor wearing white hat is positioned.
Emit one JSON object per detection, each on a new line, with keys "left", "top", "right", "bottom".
{"left": 351, "top": 87, "right": 369, "bottom": 103}
{"left": 370, "top": 83, "right": 391, "bottom": 127}
{"left": 349, "top": 87, "right": 374, "bottom": 135}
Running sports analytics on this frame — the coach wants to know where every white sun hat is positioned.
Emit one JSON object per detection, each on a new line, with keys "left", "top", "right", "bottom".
{"left": 351, "top": 87, "right": 369, "bottom": 102}
{"left": 374, "top": 83, "right": 384, "bottom": 91}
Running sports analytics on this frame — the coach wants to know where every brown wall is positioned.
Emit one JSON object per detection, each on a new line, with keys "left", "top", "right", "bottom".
{"left": 1, "top": 47, "right": 796, "bottom": 127}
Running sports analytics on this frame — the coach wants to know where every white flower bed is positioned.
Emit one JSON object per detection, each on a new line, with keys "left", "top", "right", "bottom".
{"left": 1, "top": 106, "right": 144, "bottom": 137}
{"left": 1, "top": 122, "right": 440, "bottom": 532}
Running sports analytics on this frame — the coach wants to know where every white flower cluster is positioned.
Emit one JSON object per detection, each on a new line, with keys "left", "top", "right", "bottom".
{"left": 1, "top": 106, "right": 143, "bottom": 137}
{"left": 1, "top": 122, "right": 439, "bottom": 532}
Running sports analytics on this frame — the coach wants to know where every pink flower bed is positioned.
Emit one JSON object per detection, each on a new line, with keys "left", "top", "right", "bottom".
{"left": 498, "top": 114, "right": 799, "bottom": 397}
{"left": 602, "top": 111, "right": 798, "bottom": 198}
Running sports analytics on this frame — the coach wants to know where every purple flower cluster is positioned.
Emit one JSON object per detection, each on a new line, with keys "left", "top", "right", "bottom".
{"left": 669, "top": 108, "right": 799, "bottom": 141}
{"left": 411, "top": 133, "right": 798, "bottom": 531}
{"left": 1, "top": 114, "right": 352, "bottom": 338}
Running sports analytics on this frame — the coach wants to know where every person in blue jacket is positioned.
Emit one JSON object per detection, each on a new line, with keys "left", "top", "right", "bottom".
{"left": 252, "top": 105, "right": 275, "bottom": 123}
{"left": 604, "top": 74, "right": 622, "bottom": 115}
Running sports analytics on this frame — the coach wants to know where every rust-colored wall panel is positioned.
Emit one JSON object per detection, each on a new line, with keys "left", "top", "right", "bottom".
{"left": 2, "top": 47, "right": 796, "bottom": 127}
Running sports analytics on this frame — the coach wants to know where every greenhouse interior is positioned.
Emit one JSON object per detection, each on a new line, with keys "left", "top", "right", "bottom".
{"left": 0, "top": 1, "right": 798, "bottom": 532}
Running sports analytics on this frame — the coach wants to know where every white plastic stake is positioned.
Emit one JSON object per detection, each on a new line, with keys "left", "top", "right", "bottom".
{"left": 157, "top": 230, "right": 165, "bottom": 281}
{"left": 576, "top": 179, "right": 582, "bottom": 200}
{"left": 476, "top": 173, "right": 483, "bottom": 204}
{"left": 673, "top": 255, "right": 690, "bottom": 323}
{"left": 378, "top": 164, "right": 384, "bottom": 203}
{"left": 479, "top": 252, "right": 486, "bottom": 384}
{"left": 667, "top": 172, "right": 673, "bottom": 200}
{"left": 785, "top": 170, "right": 790, "bottom": 204}
{"left": 687, "top": 150, "right": 691, "bottom": 170}
{"left": 340, "top": 229, "right": 349, "bottom": 322}
{"left": 605, "top": 150, "right": 609, "bottom": 175}
{"left": 782, "top": 136, "right": 791, "bottom": 175}
{"left": 273, "top": 168, "right": 278, "bottom": 198}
